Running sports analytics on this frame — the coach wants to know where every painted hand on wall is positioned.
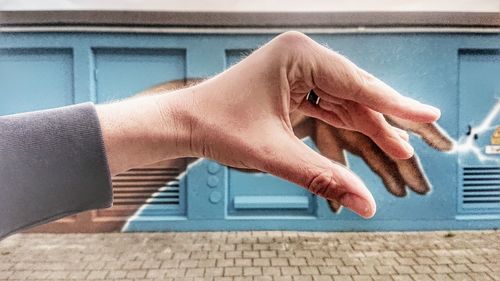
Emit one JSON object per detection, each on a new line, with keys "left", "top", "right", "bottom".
{"left": 291, "top": 112, "right": 453, "bottom": 212}
{"left": 139, "top": 79, "right": 453, "bottom": 214}
{"left": 111, "top": 32, "right": 443, "bottom": 218}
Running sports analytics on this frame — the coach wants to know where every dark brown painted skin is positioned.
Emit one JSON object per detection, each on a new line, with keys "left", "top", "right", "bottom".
{"left": 140, "top": 78, "right": 454, "bottom": 213}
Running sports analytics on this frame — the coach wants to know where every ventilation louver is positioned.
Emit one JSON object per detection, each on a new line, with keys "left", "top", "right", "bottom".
{"left": 460, "top": 167, "right": 500, "bottom": 213}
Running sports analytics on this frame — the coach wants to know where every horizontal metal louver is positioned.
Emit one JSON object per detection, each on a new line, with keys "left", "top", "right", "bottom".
{"left": 96, "top": 163, "right": 184, "bottom": 218}
{"left": 112, "top": 167, "right": 180, "bottom": 206}
{"left": 461, "top": 167, "right": 500, "bottom": 212}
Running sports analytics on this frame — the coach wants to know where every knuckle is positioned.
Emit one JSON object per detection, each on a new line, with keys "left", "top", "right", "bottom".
{"left": 350, "top": 68, "right": 369, "bottom": 100}
{"left": 307, "top": 170, "right": 337, "bottom": 199}
{"left": 277, "top": 31, "right": 309, "bottom": 43}
{"left": 274, "top": 31, "right": 312, "bottom": 52}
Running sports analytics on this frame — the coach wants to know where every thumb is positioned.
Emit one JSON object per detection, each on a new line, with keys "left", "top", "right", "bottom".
{"left": 259, "top": 134, "right": 376, "bottom": 218}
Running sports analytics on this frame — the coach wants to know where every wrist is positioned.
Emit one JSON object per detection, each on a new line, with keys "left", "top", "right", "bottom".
{"left": 97, "top": 88, "right": 197, "bottom": 175}
{"left": 153, "top": 88, "right": 198, "bottom": 158}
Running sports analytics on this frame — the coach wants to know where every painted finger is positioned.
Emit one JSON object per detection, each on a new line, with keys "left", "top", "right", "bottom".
{"left": 350, "top": 104, "right": 414, "bottom": 159}
{"left": 335, "top": 129, "right": 408, "bottom": 197}
{"left": 311, "top": 89, "right": 413, "bottom": 158}
{"left": 387, "top": 116, "right": 454, "bottom": 151}
{"left": 394, "top": 155, "right": 432, "bottom": 195}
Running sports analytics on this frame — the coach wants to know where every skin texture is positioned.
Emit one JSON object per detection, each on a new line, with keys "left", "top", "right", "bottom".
{"left": 139, "top": 78, "right": 454, "bottom": 213}
{"left": 97, "top": 31, "right": 442, "bottom": 218}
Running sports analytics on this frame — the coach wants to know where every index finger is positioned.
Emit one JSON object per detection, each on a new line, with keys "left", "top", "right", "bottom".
{"left": 311, "top": 42, "right": 441, "bottom": 123}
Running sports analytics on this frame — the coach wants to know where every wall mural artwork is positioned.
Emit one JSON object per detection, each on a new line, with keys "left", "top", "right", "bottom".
{"left": 455, "top": 101, "right": 500, "bottom": 163}
{"left": 5, "top": 34, "right": 496, "bottom": 233}
{"left": 118, "top": 78, "right": 465, "bottom": 231}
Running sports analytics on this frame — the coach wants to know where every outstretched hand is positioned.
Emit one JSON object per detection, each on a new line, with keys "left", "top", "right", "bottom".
{"left": 99, "top": 31, "right": 441, "bottom": 218}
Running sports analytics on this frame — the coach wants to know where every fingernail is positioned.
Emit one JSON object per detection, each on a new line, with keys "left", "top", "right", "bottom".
{"left": 340, "top": 193, "right": 373, "bottom": 218}
{"left": 425, "top": 105, "right": 441, "bottom": 118}
{"left": 398, "top": 130, "right": 409, "bottom": 141}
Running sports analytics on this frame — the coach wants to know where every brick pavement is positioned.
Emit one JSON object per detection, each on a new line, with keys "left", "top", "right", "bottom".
{"left": 0, "top": 231, "right": 498, "bottom": 281}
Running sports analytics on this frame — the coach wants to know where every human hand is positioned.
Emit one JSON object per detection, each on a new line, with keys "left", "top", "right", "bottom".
{"left": 99, "top": 31, "right": 440, "bottom": 218}
{"left": 306, "top": 115, "right": 452, "bottom": 212}
{"left": 137, "top": 78, "right": 453, "bottom": 210}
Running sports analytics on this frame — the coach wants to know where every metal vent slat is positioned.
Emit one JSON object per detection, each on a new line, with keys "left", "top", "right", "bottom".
{"left": 111, "top": 167, "right": 181, "bottom": 208}
{"left": 461, "top": 166, "right": 500, "bottom": 212}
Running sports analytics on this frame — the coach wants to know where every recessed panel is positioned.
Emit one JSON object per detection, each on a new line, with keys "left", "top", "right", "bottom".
{"left": 457, "top": 49, "right": 500, "bottom": 215}
{"left": 0, "top": 48, "right": 73, "bottom": 115}
{"left": 94, "top": 48, "right": 186, "bottom": 103}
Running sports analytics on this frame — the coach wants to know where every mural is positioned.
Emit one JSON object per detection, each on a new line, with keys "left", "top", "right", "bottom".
{"left": 8, "top": 33, "right": 494, "bottom": 232}
{"left": 120, "top": 78, "right": 462, "bottom": 230}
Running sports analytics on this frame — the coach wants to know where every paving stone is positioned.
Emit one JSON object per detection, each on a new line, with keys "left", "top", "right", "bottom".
{"left": 234, "top": 277, "right": 252, "bottom": 281}
{"left": 375, "top": 266, "right": 395, "bottom": 275}
{"left": 468, "top": 272, "right": 495, "bottom": 280}
{"left": 87, "top": 270, "right": 108, "bottom": 280}
{"left": 224, "top": 267, "right": 243, "bottom": 277}
{"left": 393, "top": 266, "right": 414, "bottom": 274}
{"left": 254, "top": 259, "right": 271, "bottom": 267}
{"left": 243, "top": 267, "right": 261, "bottom": 276}
{"left": 391, "top": 275, "right": 412, "bottom": 281}
{"left": 292, "top": 276, "right": 312, "bottom": 281}
{"left": 431, "top": 265, "right": 452, "bottom": 273}
{"left": 355, "top": 266, "right": 376, "bottom": 275}
{"left": 273, "top": 277, "right": 293, "bottom": 281}
{"left": 105, "top": 270, "right": 127, "bottom": 279}
{"left": 254, "top": 276, "right": 273, "bottom": 281}
{"left": 448, "top": 273, "right": 473, "bottom": 281}
{"left": 235, "top": 259, "right": 252, "bottom": 267}
{"left": 467, "top": 263, "right": 490, "bottom": 272}
{"left": 332, "top": 276, "right": 353, "bottom": 281}
{"left": 324, "top": 258, "right": 343, "bottom": 266}
{"left": 289, "top": 258, "right": 307, "bottom": 266}
{"left": 0, "top": 271, "right": 12, "bottom": 279}
{"left": 317, "top": 266, "right": 338, "bottom": 275}
{"left": 280, "top": 267, "right": 300, "bottom": 276}
{"left": 198, "top": 259, "right": 217, "bottom": 268}
{"left": 243, "top": 252, "right": 260, "bottom": 259}
{"left": 271, "top": 259, "right": 288, "bottom": 267}
{"left": 351, "top": 276, "right": 373, "bottom": 281}
{"left": 307, "top": 259, "right": 325, "bottom": 266}
{"left": 412, "top": 265, "right": 434, "bottom": 274}
{"left": 260, "top": 251, "right": 277, "bottom": 258}
{"left": 371, "top": 276, "right": 393, "bottom": 281}
{"left": 262, "top": 267, "right": 281, "bottom": 276}
{"left": 126, "top": 270, "right": 147, "bottom": 279}
{"left": 218, "top": 259, "right": 235, "bottom": 267}
{"left": 449, "top": 264, "right": 469, "bottom": 273}
{"left": 312, "top": 275, "right": 333, "bottom": 281}
{"left": 0, "top": 231, "right": 497, "bottom": 281}
{"left": 409, "top": 274, "right": 434, "bottom": 281}
{"left": 67, "top": 270, "right": 90, "bottom": 279}
{"left": 299, "top": 266, "right": 319, "bottom": 275}
{"left": 205, "top": 268, "right": 224, "bottom": 277}
{"left": 338, "top": 266, "right": 358, "bottom": 275}
{"left": 146, "top": 269, "right": 168, "bottom": 279}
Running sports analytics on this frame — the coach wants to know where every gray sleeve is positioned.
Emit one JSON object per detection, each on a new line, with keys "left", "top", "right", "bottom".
{"left": 0, "top": 103, "right": 113, "bottom": 240}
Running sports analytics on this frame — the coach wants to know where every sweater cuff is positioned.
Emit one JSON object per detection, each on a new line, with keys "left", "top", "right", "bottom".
{"left": 0, "top": 103, "right": 113, "bottom": 240}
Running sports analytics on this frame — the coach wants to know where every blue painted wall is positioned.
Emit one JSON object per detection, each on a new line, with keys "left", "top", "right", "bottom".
{"left": 0, "top": 31, "right": 498, "bottom": 231}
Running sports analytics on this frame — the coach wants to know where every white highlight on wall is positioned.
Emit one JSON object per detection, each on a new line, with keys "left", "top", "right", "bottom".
{"left": 450, "top": 100, "right": 500, "bottom": 164}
